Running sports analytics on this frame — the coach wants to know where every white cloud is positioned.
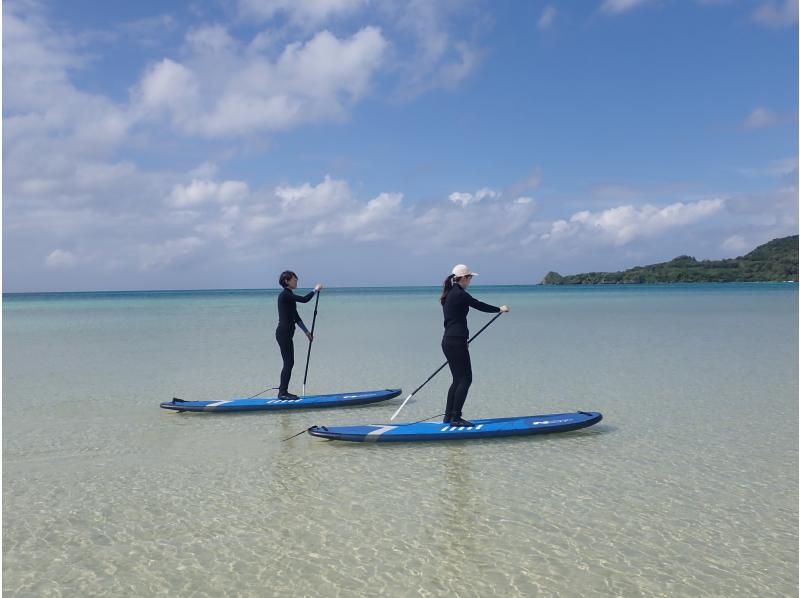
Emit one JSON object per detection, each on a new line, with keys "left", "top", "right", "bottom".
{"left": 45, "top": 249, "right": 78, "bottom": 268}
{"left": 448, "top": 188, "right": 499, "bottom": 206}
{"left": 168, "top": 180, "right": 250, "bottom": 208}
{"left": 3, "top": 4, "right": 83, "bottom": 113}
{"left": 600, "top": 0, "right": 652, "bottom": 15}
{"left": 275, "top": 175, "right": 352, "bottom": 216}
{"left": 721, "top": 235, "right": 751, "bottom": 253}
{"left": 189, "top": 162, "right": 220, "bottom": 179}
{"left": 752, "top": 0, "right": 798, "bottom": 27}
{"left": 541, "top": 198, "right": 726, "bottom": 246}
{"left": 138, "top": 237, "right": 206, "bottom": 270}
{"left": 136, "top": 58, "right": 199, "bottom": 117}
{"left": 538, "top": 6, "right": 558, "bottom": 31}
{"left": 388, "top": 2, "right": 485, "bottom": 97}
{"left": 743, "top": 106, "right": 779, "bottom": 129}
{"left": 185, "top": 23, "right": 237, "bottom": 54}
{"left": 448, "top": 192, "right": 476, "bottom": 206}
{"left": 7, "top": 157, "right": 794, "bottom": 287}
{"left": 4, "top": 5, "right": 131, "bottom": 156}
{"left": 410, "top": 192, "right": 538, "bottom": 255}
{"left": 74, "top": 162, "right": 138, "bottom": 190}
{"left": 237, "top": 0, "right": 368, "bottom": 27}
{"left": 312, "top": 192, "right": 405, "bottom": 240}
{"left": 132, "top": 27, "right": 388, "bottom": 137}
{"left": 236, "top": 0, "right": 486, "bottom": 96}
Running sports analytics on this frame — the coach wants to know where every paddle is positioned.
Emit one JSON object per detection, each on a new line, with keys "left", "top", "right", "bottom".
{"left": 390, "top": 312, "right": 504, "bottom": 421}
{"left": 301, "top": 289, "right": 321, "bottom": 397}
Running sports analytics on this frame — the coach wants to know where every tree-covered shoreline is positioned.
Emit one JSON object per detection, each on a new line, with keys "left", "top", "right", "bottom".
{"left": 541, "top": 236, "right": 799, "bottom": 285}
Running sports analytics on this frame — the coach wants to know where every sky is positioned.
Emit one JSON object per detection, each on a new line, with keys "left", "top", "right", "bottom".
{"left": 2, "top": 0, "right": 798, "bottom": 292}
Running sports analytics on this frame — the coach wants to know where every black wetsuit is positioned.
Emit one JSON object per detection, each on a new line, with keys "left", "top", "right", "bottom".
{"left": 276, "top": 288, "right": 314, "bottom": 395}
{"left": 441, "top": 283, "right": 500, "bottom": 422}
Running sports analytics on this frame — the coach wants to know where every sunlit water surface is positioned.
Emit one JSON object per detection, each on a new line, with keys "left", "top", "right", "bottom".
{"left": 3, "top": 285, "right": 797, "bottom": 596}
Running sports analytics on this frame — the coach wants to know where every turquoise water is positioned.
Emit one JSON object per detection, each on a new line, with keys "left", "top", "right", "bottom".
{"left": 3, "top": 284, "right": 798, "bottom": 596}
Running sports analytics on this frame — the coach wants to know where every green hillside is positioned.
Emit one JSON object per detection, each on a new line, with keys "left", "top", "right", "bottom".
{"left": 541, "top": 235, "right": 799, "bottom": 284}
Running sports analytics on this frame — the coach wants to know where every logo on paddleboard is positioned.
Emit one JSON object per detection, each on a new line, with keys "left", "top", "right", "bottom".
{"left": 440, "top": 424, "right": 484, "bottom": 432}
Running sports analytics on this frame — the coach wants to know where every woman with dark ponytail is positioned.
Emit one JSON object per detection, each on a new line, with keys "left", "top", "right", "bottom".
{"left": 275, "top": 270, "right": 322, "bottom": 400}
{"left": 440, "top": 264, "right": 509, "bottom": 426}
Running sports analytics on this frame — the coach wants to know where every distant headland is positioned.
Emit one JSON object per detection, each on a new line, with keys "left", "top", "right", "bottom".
{"left": 541, "top": 235, "right": 799, "bottom": 285}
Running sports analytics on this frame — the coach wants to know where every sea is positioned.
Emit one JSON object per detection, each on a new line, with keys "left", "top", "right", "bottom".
{"left": 2, "top": 284, "right": 798, "bottom": 597}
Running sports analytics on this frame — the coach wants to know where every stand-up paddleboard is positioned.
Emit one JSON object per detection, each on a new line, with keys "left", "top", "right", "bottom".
{"left": 307, "top": 411, "right": 602, "bottom": 442}
{"left": 160, "top": 388, "right": 402, "bottom": 413}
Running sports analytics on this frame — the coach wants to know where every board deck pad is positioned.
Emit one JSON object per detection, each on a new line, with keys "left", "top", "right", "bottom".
{"left": 307, "top": 411, "right": 602, "bottom": 442}
{"left": 160, "top": 388, "right": 402, "bottom": 413}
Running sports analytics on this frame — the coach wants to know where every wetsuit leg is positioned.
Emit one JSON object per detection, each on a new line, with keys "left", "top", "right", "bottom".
{"left": 276, "top": 328, "right": 295, "bottom": 395}
{"left": 453, "top": 346, "right": 472, "bottom": 419}
{"left": 442, "top": 337, "right": 472, "bottom": 421}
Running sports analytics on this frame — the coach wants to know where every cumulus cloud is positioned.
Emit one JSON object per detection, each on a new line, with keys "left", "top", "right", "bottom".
{"left": 312, "top": 192, "right": 405, "bottom": 240}
{"left": 216, "top": 176, "right": 536, "bottom": 258}
{"left": 448, "top": 188, "right": 499, "bottom": 206}
{"left": 168, "top": 180, "right": 250, "bottom": 208}
{"left": 7, "top": 161, "right": 794, "bottom": 288}
{"left": 275, "top": 175, "right": 352, "bottom": 216}
{"left": 136, "top": 59, "right": 199, "bottom": 118}
{"left": 4, "top": 4, "right": 132, "bottom": 184}
{"left": 132, "top": 26, "right": 388, "bottom": 137}
{"left": 125, "top": 1, "right": 491, "bottom": 138}
{"left": 540, "top": 198, "right": 726, "bottom": 246}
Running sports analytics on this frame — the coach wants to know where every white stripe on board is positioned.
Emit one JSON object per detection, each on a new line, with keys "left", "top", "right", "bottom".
{"left": 365, "top": 425, "right": 396, "bottom": 441}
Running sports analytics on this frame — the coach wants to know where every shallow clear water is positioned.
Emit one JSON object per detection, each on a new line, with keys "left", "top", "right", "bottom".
{"left": 3, "top": 284, "right": 798, "bottom": 596}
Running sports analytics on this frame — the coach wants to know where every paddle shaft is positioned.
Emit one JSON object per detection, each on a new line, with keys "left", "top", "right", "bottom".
{"left": 302, "top": 290, "right": 321, "bottom": 396}
{"left": 390, "top": 312, "right": 503, "bottom": 420}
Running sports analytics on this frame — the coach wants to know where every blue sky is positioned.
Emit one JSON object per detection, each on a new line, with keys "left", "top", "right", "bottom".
{"left": 3, "top": 0, "right": 797, "bottom": 292}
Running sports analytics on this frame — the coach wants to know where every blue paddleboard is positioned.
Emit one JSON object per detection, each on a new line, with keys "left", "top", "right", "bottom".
{"left": 160, "top": 388, "right": 402, "bottom": 413}
{"left": 307, "top": 411, "right": 602, "bottom": 442}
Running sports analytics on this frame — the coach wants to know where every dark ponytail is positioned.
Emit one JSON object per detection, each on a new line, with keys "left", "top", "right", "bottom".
{"left": 440, "top": 274, "right": 455, "bottom": 305}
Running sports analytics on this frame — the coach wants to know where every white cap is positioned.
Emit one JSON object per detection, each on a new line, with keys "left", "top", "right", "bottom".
{"left": 452, "top": 264, "right": 478, "bottom": 278}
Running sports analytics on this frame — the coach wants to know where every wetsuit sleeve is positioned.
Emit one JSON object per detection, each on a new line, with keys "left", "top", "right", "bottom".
{"left": 296, "top": 319, "right": 309, "bottom": 334}
{"left": 466, "top": 293, "right": 501, "bottom": 313}
{"left": 293, "top": 290, "right": 315, "bottom": 303}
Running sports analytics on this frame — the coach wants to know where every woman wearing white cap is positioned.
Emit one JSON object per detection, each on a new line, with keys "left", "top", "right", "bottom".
{"left": 439, "top": 264, "right": 509, "bottom": 426}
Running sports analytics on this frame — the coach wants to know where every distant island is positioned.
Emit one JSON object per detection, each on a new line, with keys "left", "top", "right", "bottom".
{"left": 541, "top": 235, "right": 799, "bottom": 284}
